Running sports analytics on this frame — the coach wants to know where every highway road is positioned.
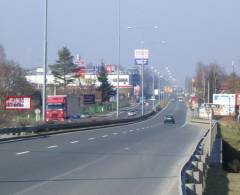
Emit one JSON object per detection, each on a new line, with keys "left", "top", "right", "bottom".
{"left": 0, "top": 101, "right": 208, "bottom": 195}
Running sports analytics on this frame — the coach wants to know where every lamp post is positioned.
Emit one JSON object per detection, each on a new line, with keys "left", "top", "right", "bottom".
{"left": 42, "top": 0, "right": 48, "bottom": 121}
{"left": 116, "top": 0, "right": 121, "bottom": 119}
{"left": 150, "top": 66, "right": 155, "bottom": 111}
{"left": 158, "top": 73, "right": 162, "bottom": 105}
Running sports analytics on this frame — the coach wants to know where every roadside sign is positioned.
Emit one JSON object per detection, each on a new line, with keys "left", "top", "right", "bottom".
{"left": 134, "top": 49, "right": 149, "bottom": 65}
{"left": 4, "top": 96, "right": 32, "bottom": 110}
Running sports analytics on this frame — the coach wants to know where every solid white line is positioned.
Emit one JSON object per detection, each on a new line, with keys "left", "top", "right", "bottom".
{"left": 16, "top": 151, "right": 30, "bottom": 155}
{"left": 88, "top": 137, "right": 95, "bottom": 141}
{"left": 47, "top": 145, "right": 58, "bottom": 149}
{"left": 102, "top": 135, "right": 108, "bottom": 138}
{"left": 113, "top": 132, "right": 118, "bottom": 135}
{"left": 70, "top": 141, "right": 79, "bottom": 144}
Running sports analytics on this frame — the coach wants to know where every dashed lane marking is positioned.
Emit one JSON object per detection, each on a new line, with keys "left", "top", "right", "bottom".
{"left": 88, "top": 137, "right": 95, "bottom": 141}
{"left": 129, "top": 130, "right": 134, "bottom": 132}
{"left": 16, "top": 151, "right": 30, "bottom": 155}
{"left": 113, "top": 133, "right": 119, "bottom": 135}
{"left": 70, "top": 141, "right": 79, "bottom": 144}
{"left": 102, "top": 135, "right": 109, "bottom": 138}
{"left": 47, "top": 145, "right": 58, "bottom": 149}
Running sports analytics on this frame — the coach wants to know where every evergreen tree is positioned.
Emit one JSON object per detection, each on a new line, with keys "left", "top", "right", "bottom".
{"left": 49, "top": 47, "right": 77, "bottom": 87}
{"left": 97, "top": 63, "right": 113, "bottom": 102}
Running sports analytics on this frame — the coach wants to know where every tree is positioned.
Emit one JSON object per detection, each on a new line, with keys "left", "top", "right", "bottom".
{"left": 49, "top": 47, "right": 77, "bottom": 87}
{"left": 97, "top": 63, "right": 113, "bottom": 102}
{"left": 194, "top": 62, "right": 225, "bottom": 103}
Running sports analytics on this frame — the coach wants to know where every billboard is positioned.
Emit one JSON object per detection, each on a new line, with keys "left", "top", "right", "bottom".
{"left": 4, "top": 96, "right": 32, "bottom": 110}
{"left": 212, "top": 94, "right": 235, "bottom": 116}
{"left": 134, "top": 49, "right": 149, "bottom": 65}
{"left": 164, "top": 86, "right": 173, "bottom": 93}
{"left": 83, "top": 95, "right": 95, "bottom": 104}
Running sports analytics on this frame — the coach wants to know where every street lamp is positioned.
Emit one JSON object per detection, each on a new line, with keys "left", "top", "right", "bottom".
{"left": 116, "top": 0, "right": 121, "bottom": 119}
{"left": 42, "top": 0, "right": 48, "bottom": 121}
{"left": 150, "top": 66, "right": 156, "bottom": 111}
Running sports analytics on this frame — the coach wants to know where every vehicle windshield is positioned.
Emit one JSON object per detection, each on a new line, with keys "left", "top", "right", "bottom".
{"left": 47, "top": 104, "right": 64, "bottom": 110}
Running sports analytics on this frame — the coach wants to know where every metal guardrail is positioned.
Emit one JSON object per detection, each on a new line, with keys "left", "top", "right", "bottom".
{"left": 180, "top": 120, "right": 220, "bottom": 195}
{"left": 0, "top": 110, "right": 157, "bottom": 140}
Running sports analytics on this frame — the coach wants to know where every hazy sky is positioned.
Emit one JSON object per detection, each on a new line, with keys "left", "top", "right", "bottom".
{"left": 1, "top": 0, "right": 240, "bottom": 85}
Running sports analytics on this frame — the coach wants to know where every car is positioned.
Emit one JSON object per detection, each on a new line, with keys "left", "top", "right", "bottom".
{"left": 127, "top": 111, "right": 136, "bottom": 116}
{"left": 69, "top": 114, "right": 80, "bottom": 119}
{"left": 163, "top": 115, "right": 175, "bottom": 124}
{"left": 80, "top": 113, "right": 91, "bottom": 118}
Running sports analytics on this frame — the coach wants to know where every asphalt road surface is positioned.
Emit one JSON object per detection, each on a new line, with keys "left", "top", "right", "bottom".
{"left": 0, "top": 101, "right": 208, "bottom": 195}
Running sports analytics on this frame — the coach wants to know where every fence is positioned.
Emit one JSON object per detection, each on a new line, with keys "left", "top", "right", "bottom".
{"left": 181, "top": 120, "right": 221, "bottom": 195}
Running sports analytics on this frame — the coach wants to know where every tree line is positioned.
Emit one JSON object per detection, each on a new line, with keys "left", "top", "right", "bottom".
{"left": 187, "top": 62, "right": 240, "bottom": 104}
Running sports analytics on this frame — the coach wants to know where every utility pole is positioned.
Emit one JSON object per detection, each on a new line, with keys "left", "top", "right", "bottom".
{"left": 42, "top": 0, "right": 48, "bottom": 121}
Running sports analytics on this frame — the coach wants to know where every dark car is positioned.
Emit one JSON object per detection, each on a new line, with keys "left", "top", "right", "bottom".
{"left": 164, "top": 115, "right": 175, "bottom": 124}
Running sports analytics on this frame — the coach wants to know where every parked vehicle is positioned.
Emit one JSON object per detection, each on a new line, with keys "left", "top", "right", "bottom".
{"left": 163, "top": 115, "right": 175, "bottom": 124}
{"left": 46, "top": 95, "right": 81, "bottom": 121}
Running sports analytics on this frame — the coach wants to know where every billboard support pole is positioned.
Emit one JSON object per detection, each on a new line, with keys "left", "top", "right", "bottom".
{"left": 141, "top": 60, "right": 144, "bottom": 116}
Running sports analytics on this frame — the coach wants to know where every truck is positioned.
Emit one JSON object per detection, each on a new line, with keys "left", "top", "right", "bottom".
{"left": 189, "top": 95, "right": 198, "bottom": 110}
{"left": 46, "top": 95, "right": 81, "bottom": 121}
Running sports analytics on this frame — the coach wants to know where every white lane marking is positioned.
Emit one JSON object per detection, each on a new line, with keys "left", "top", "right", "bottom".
{"left": 180, "top": 121, "right": 187, "bottom": 128}
{"left": 136, "top": 128, "right": 140, "bottom": 131}
{"left": 88, "top": 137, "right": 95, "bottom": 141}
{"left": 122, "top": 131, "right": 127, "bottom": 134}
{"left": 16, "top": 151, "right": 30, "bottom": 155}
{"left": 70, "top": 140, "right": 79, "bottom": 144}
{"left": 47, "top": 145, "right": 58, "bottom": 149}
{"left": 124, "top": 147, "right": 130, "bottom": 150}
{"left": 102, "top": 134, "right": 108, "bottom": 138}
{"left": 142, "top": 127, "right": 145, "bottom": 130}
{"left": 129, "top": 130, "right": 134, "bottom": 132}
{"left": 113, "top": 132, "right": 118, "bottom": 135}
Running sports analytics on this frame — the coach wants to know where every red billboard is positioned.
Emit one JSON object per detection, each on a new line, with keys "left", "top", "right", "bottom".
{"left": 4, "top": 96, "right": 32, "bottom": 110}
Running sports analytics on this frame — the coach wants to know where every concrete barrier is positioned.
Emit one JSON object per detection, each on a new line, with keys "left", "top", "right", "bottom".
{"left": 180, "top": 121, "right": 222, "bottom": 195}
{"left": 0, "top": 110, "right": 158, "bottom": 141}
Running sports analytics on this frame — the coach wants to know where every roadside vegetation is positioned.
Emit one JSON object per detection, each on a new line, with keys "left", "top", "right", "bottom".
{"left": 204, "top": 118, "right": 240, "bottom": 195}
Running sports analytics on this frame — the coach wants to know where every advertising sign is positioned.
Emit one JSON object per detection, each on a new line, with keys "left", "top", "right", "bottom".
{"left": 213, "top": 94, "right": 235, "bottom": 116}
{"left": 83, "top": 95, "right": 95, "bottom": 104}
{"left": 134, "top": 49, "right": 149, "bottom": 65}
{"left": 164, "top": 86, "right": 173, "bottom": 93}
{"left": 4, "top": 96, "right": 32, "bottom": 110}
